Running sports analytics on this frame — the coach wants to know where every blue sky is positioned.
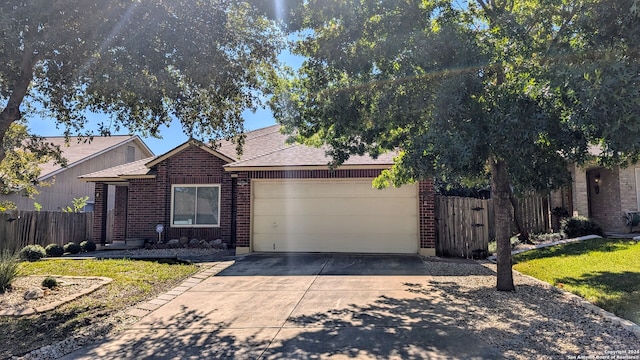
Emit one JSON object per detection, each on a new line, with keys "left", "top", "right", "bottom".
{"left": 26, "top": 51, "right": 304, "bottom": 156}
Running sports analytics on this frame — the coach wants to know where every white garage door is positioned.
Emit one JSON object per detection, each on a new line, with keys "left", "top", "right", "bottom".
{"left": 252, "top": 180, "right": 418, "bottom": 253}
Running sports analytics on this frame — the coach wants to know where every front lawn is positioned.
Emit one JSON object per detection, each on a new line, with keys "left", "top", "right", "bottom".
{"left": 0, "top": 258, "right": 198, "bottom": 358}
{"left": 513, "top": 238, "right": 640, "bottom": 325}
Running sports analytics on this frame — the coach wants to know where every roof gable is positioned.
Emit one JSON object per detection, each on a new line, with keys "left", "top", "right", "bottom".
{"left": 145, "top": 140, "right": 234, "bottom": 168}
{"left": 39, "top": 135, "right": 154, "bottom": 180}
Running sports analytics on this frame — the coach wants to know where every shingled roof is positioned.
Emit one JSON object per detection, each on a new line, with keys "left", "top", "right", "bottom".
{"left": 218, "top": 125, "right": 395, "bottom": 169}
{"left": 79, "top": 125, "right": 396, "bottom": 181}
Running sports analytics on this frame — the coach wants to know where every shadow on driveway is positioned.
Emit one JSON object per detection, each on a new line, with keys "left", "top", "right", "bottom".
{"left": 217, "top": 253, "right": 429, "bottom": 276}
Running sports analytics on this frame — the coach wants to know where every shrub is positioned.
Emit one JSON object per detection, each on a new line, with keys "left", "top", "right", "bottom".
{"left": 80, "top": 240, "right": 96, "bottom": 252}
{"left": 0, "top": 250, "right": 19, "bottom": 293}
{"left": 45, "top": 243, "right": 64, "bottom": 257}
{"left": 561, "top": 216, "right": 604, "bottom": 238}
{"left": 41, "top": 276, "right": 58, "bottom": 289}
{"left": 63, "top": 242, "right": 81, "bottom": 255}
{"left": 19, "top": 244, "right": 46, "bottom": 262}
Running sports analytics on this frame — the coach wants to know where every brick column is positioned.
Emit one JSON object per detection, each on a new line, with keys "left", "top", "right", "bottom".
{"left": 93, "top": 183, "right": 108, "bottom": 245}
{"left": 419, "top": 179, "right": 436, "bottom": 256}
{"left": 234, "top": 173, "right": 251, "bottom": 254}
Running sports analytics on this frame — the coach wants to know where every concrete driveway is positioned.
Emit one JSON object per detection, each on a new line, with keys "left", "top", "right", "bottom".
{"left": 64, "top": 254, "right": 502, "bottom": 359}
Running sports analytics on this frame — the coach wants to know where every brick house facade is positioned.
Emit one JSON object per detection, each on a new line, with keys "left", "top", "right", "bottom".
{"left": 82, "top": 126, "right": 437, "bottom": 255}
{"left": 552, "top": 163, "right": 640, "bottom": 233}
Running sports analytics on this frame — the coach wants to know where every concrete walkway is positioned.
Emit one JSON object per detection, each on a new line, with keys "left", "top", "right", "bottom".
{"left": 63, "top": 254, "right": 503, "bottom": 359}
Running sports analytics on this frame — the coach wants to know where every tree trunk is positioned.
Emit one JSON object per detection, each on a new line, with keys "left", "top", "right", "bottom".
{"left": 0, "top": 46, "right": 36, "bottom": 164}
{"left": 0, "top": 106, "right": 21, "bottom": 163}
{"left": 490, "top": 157, "right": 515, "bottom": 291}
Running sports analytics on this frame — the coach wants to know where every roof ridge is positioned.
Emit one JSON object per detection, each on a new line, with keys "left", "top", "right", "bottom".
{"left": 40, "top": 135, "right": 134, "bottom": 140}
{"left": 236, "top": 124, "right": 282, "bottom": 142}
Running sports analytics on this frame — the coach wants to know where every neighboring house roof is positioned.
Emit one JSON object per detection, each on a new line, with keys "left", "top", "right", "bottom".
{"left": 79, "top": 125, "right": 396, "bottom": 181}
{"left": 38, "top": 135, "right": 154, "bottom": 180}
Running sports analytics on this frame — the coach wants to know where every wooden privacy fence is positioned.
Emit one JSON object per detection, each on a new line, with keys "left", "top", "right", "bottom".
{"left": 0, "top": 211, "right": 95, "bottom": 252}
{"left": 435, "top": 195, "right": 550, "bottom": 258}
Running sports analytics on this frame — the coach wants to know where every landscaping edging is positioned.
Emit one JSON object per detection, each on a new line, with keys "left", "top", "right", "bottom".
{"left": 0, "top": 276, "right": 113, "bottom": 316}
{"left": 514, "top": 270, "right": 640, "bottom": 339}
{"left": 487, "top": 234, "right": 603, "bottom": 263}
{"left": 489, "top": 234, "right": 640, "bottom": 339}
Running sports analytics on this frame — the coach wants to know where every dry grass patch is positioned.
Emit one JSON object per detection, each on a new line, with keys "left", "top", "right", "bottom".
{"left": 0, "top": 258, "right": 198, "bottom": 359}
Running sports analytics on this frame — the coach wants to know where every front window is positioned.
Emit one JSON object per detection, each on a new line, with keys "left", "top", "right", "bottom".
{"left": 171, "top": 185, "right": 220, "bottom": 227}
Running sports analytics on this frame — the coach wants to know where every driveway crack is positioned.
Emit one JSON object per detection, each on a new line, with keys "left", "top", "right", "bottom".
{"left": 257, "top": 255, "right": 331, "bottom": 359}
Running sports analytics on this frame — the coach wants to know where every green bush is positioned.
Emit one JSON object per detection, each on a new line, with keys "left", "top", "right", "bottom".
{"left": 561, "top": 216, "right": 604, "bottom": 238}
{"left": 45, "top": 243, "right": 64, "bottom": 257}
{"left": 63, "top": 242, "right": 81, "bottom": 255}
{"left": 19, "top": 244, "right": 46, "bottom": 262}
{"left": 80, "top": 240, "right": 96, "bottom": 252}
{"left": 41, "top": 276, "right": 58, "bottom": 289}
{"left": 0, "top": 250, "right": 19, "bottom": 293}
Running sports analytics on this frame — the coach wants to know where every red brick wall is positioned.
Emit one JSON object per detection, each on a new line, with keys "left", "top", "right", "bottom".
{"left": 94, "top": 147, "right": 437, "bottom": 252}
{"left": 419, "top": 179, "right": 436, "bottom": 248}
{"left": 233, "top": 169, "right": 436, "bottom": 251}
{"left": 92, "top": 183, "right": 108, "bottom": 243}
{"left": 126, "top": 146, "right": 232, "bottom": 243}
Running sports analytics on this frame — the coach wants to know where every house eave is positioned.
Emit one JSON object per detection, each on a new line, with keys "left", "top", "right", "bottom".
{"left": 79, "top": 177, "right": 129, "bottom": 184}
{"left": 120, "top": 175, "right": 157, "bottom": 180}
{"left": 223, "top": 164, "right": 392, "bottom": 172}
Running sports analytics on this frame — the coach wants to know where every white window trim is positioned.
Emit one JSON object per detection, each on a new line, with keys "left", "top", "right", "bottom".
{"left": 170, "top": 184, "right": 221, "bottom": 228}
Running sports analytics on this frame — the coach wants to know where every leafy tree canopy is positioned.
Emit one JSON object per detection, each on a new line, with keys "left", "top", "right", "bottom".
{"left": 0, "top": 0, "right": 285, "bottom": 163}
{"left": 273, "top": 0, "right": 640, "bottom": 290}
{"left": 0, "top": 122, "right": 64, "bottom": 200}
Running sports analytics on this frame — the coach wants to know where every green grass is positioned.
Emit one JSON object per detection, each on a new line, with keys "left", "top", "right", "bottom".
{"left": 513, "top": 238, "right": 640, "bottom": 325}
{"left": 0, "top": 259, "right": 199, "bottom": 358}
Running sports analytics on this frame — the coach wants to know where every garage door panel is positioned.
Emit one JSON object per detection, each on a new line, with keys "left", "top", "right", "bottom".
{"left": 253, "top": 215, "right": 418, "bottom": 236}
{"left": 254, "top": 197, "right": 416, "bottom": 217}
{"left": 254, "top": 182, "right": 416, "bottom": 199}
{"left": 253, "top": 233, "right": 418, "bottom": 253}
{"left": 252, "top": 180, "right": 418, "bottom": 254}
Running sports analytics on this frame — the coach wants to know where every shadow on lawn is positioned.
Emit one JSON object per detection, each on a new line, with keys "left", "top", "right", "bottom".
{"left": 554, "top": 271, "right": 640, "bottom": 325}
{"left": 513, "top": 238, "right": 635, "bottom": 262}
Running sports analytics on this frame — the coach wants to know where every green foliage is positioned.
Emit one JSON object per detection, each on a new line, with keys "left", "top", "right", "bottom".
{"left": 63, "top": 242, "right": 81, "bottom": 255}
{"left": 0, "top": 250, "right": 19, "bottom": 293}
{"left": 0, "top": 200, "right": 17, "bottom": 212}
{"left": 513, "top": 238, "right": 640, "bottom": 324}
{"left": 0, "top": 123, "right": 65, "bottom": 198}
{"left": 18, "top": 245, "right": 46, "bottom": 262}
{"left": 273, "top": 0, "right": 640, "bottom": 291}
{"left": 561, "top": 216, "right": 604, "bottom": 239}
{"left": 41, "top": 276, "right": 58, "bottom": 289}
{"left": 80, "top": 240, "right": 96, "bottom": 253}
{"left": 0, "top": 0, "right": 283, "bottom": 165}
{"left": 33, "top": 202, "right": 42, "bottom": 212}
{"left": 44, "top": 243, "right": 64, "bottom": 257}
{"left": 61, "top": 196, "right": 89, "bottom": 213}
